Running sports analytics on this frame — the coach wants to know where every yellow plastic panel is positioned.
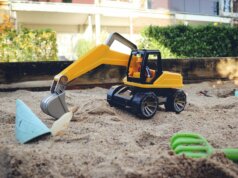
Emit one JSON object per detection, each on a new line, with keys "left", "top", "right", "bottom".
{"left": 123, "top": 79, "right": 159, "bottom": 88}
{"left": 123, "top": 71, "right": 183, "bottom": 89}
{"left": 154, "top": 71, "right": 183, "bottom": 88}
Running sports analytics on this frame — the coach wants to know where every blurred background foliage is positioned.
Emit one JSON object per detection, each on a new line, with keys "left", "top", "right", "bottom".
{"left": 140, "top": 24, "right": 238, "bottom": 58}
{"left": 75, "top": 39, "right": 95, "bottom": 58}
{"left": 75, "top": 31, "right": 109, "bottom": 58}
{"left": 2, "top": 14, "right": 238, "bottom": 62}
{"left": 0, "top": 15, "right": 58, "bottom": 62}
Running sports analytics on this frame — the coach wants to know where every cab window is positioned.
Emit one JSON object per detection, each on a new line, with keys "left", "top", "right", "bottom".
{"left": 128, "top": 53, "right": 144, "bottom": 79}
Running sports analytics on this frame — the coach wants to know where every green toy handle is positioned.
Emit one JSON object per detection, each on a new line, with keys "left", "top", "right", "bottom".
{"left": 222, "top": 148, "right": 238, "bottom": 162}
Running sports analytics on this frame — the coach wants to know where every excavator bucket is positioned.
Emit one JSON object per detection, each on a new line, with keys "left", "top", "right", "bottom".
{"left": 40, "top": 92, "right": 69, "bottom": 119}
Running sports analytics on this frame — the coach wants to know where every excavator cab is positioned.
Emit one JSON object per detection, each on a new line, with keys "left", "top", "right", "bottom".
{"left": 127, "top": 50, "right": 162, "bottom": 84}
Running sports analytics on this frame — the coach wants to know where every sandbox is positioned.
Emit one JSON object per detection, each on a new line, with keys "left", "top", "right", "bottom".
{"left": 0, "top": 81, "right": 238, "bottom": 177}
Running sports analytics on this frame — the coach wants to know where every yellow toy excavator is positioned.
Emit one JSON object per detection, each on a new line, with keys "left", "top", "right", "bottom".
{"left": 41, "top": 33, "right": 186, "bottom": 119}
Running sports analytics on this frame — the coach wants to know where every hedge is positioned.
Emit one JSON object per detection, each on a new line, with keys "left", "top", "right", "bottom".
{"left": 140, "top": 25, "right": 238, "bottom": 58}
{"left": 0, "top": 28, "right": 58, "bottom": 62}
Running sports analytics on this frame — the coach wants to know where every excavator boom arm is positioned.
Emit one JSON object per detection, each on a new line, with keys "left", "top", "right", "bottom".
{"left": 54, "top": 44, "right": 129, "bottom": 83}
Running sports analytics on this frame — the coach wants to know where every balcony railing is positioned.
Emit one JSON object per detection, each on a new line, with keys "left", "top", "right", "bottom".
{"left": 99, "top": 0, "right": 143, "bottom": 9}
{"left": 9, "top": 0, "right": 238, "bottom": 18}
{"left": 10, "top": 0, "right": 146, "bottom": 9}
{"left": 11, "top": 0, "right": 95, "bottom": 4}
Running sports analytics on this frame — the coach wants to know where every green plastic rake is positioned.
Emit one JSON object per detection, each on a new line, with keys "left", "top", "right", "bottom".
{"left": 170, "top": 132, "right": 238, "bottom": 162}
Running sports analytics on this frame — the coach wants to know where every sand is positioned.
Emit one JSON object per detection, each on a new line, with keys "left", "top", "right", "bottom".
{"left": 0, "top": 81, "right": 238, "bottom": 178}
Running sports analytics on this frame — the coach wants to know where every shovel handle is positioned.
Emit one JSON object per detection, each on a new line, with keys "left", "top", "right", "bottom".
{"left": 222, "top": 148, "right": 238, "bottom": 162}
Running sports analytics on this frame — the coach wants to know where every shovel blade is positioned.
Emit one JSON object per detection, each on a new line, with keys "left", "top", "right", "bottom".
{"left": 51, "top": 112, "right": 73, "bottom": 136}
{"left": 40, "top": 92, "right": 69, "bottom": 119}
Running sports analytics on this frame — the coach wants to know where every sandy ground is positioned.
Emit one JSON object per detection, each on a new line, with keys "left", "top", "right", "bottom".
{"left": 0, "top": 81, "right": 238, "bottom": 178}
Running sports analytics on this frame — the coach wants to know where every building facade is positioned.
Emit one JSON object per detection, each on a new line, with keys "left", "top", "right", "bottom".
{"left": 3, "top": 0, "right": 238, "bottom": 59}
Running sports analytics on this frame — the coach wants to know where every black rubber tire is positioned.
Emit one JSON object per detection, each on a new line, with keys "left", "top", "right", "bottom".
{"left": 137, "top": 92, "right": 158, "bottom": 119}
{"left": 164, "top": 89, "right": 186, "bottom": 113}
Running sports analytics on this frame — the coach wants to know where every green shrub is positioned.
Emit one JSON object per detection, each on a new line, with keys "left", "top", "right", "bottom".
{"left": 0, "top": 28, "right": 58, "bottom": 62}
{"left": 138, "top": 33, "right": 178, "bottom": 58}
{"left": 140, "top": 25, "right": 238, "bottom": 58}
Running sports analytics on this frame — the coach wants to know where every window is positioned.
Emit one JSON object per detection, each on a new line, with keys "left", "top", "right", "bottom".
{"left": 127, "top": 50, "right": 162, "bottom": 84}
{"left": 234, "top": 0, "right": 238, "bottom": 13}
{"left": 224, "top": 0, "right": 231, "bottom": 12}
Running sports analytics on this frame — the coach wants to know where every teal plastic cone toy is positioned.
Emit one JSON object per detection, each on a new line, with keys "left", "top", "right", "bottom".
{"left": 15, "top": 99, "right": 51, "bottom": 144}
{"left": 235, "top": 90, "right": 238, "bottom": 97}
